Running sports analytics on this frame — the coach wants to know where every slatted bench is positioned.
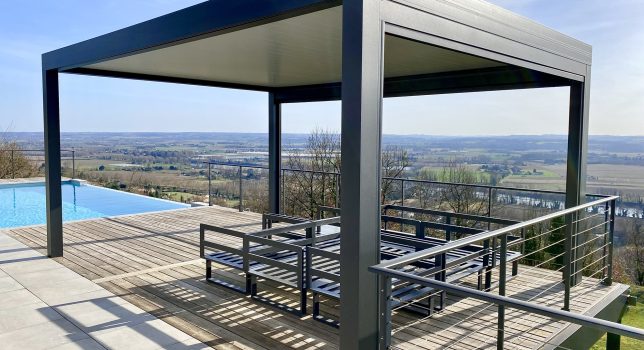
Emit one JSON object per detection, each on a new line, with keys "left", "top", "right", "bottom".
{"left": 306, "top": 233, "right": 492, "bottom": 327}
{"left": 306, "top": 214, "right": 522, "bottom": 327}
{"left": 200, "top": 215, "right": 342, "bottom": 314}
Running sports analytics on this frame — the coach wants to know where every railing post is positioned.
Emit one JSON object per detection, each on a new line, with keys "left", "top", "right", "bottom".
{"left": 281, "top": 169, "right": 285, "bottom": 214}
{"left": 488, "top": 187, "right": 493, "bottom": 230}
{"left": 321, "top": 172, "right": 326, "bottom": 206}
{"left": 11, "top": 150, "right": 15, "bottom": 179}
{"left": 483, "top": 239, "right": 492, "bottom": 290}
{"left": 401, "top": 179, "right": 405, "bottom": 231}
{"left": 497, "top": 234, "right": 508, "bottom": 350}
{"left": 602, "top": 201, "right": 609, "bottom": 282}
{"left": 563, "top": 213, "right": 573, "bottom": 311}
{"left": 310, "top": 171, "right": 314, "bottom": 218}
{"left": 335, "top": 174, "right": 340, "bottom": 208}
{"left": 445, "top": 216, "right": 452, "bottom": 241}
{"left": 378, "top": 276, "right": 392, "bottom": 350}
{"left": 72, "top": 149, "right": 76, "bottom": 179}
{"left": 238, "top": 166, "right": 243, "bottom": 212}
{"left": 606, "top": 199, "right": 615, "bottom": 285}
{"left": 208, "top": 163, "right": 212, "bottom": 206}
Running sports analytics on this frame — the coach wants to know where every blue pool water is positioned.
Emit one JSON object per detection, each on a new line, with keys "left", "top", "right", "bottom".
{"left": 0, "top": 182, "right": 189, "bottom": 228}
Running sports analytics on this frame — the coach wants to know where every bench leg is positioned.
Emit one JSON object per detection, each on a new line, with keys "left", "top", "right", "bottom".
{"left": 313, "top": 293, "right": 320, "bottom": 318}
{"left": 512, "top": 261, "right": 518, "bottom": 276}
{"left": 427, "top": 295, "right": 435, "bottom": 316}
{"left": 477, "top": 270, "right": 483, "bottom": 290}
{"left": 245, "top": 274, "right": 257, "bottom": 296}
{"left": 206, "top": 260, "right": 212, "bottom": 280}
{"left": 440, "top": 290, "right": 446, "bottom": 311}
{"left": 301, "top": 288, "right": 307, "bottom": 315}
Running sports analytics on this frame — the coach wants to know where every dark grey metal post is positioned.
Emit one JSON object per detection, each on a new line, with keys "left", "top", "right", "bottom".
{"left": 71, "top": 149, "right": 76, "bottom": 179}
{"left": 378, "top": 276, "right": 392, "bottom": 350}
{"left": 606, "top": 199, "right": 615, "bottom": 285}
{"left": 238, "top": 165, "right": 243, "bottom": 212}
{"left": 10, "top": 150, "right": 14, "bottom": 179}
{"left": 566, "top": 76, "right": 590, "bottom": 286}
{"left": 340, "top": 0, "right": 383, "bottom": 348}
{"left": 208, "top": 162, "right": 212, "bottom": 206}
{"left": 43, "top": 69, "right": 63, "bottom": 258}
{"left": 487, "top": 187, "right": 493, "bottom": 230}
{"left": 497, "top": 234, "right": 508, "bottom": 350}
{"left": 268, "top": 92, "right": 282, "bottom": 214}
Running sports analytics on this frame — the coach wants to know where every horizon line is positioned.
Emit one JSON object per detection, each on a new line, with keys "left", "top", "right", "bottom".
{"left": 3, "top": 131, "right": 644, "bottom": 138}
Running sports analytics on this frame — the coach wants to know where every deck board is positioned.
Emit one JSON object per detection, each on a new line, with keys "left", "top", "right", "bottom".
{"left": 4, "top": 206, "right": 623, "bottom": 349}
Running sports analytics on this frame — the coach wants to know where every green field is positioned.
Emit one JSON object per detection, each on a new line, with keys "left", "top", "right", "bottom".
{"left": 591, "top": 286, "right": 643, "bottom": 350}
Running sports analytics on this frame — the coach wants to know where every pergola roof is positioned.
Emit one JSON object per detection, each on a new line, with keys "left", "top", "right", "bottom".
{"left": 43, "top": 0, "right": 591, "bottom": 97}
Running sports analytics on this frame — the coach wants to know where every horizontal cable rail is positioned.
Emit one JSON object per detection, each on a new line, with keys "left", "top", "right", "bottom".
{"left": 203, "top": 161, "right": 611, "bottom": 215}
{"left": 373, "top": 195, "right": 618, "bottom": 270}
{"left": 369, "top": 266, "right": 644, "bottom": 340}
{"left": 0, "top": 148, "right": 77, "bottom": 179}
{"left": 369, "top": 195, "right": 632, "bottom": 349}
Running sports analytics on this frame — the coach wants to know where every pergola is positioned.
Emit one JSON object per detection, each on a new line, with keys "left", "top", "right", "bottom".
{"left": 42, "top": 0, "right": 591, "bottom": 348}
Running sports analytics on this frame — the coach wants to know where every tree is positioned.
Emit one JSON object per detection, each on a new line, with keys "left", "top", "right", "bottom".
{"left": 544, "top": 216, "right": 565, "bottom": 269}
{"left": 283, "top": 129, "right": 411, "bottom": 218}
{"left": 615, "top": 220, "right": 644, "bottom": 285}
{"left": 284, "top": 128, "right": 341, "bottom": 218}
{"left": 0, "top": 140, "right": 37, "bottom": 178}
{"left": 381, "top": 146, "right": 411, "bottom": 203}
{"left": 436, "top": 161, "right": 488, "bottom": 217}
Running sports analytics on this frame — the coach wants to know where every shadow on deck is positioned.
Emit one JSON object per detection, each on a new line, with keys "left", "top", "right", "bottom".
{"left": 4, "top": 206, "right": 628, "bottom": 349}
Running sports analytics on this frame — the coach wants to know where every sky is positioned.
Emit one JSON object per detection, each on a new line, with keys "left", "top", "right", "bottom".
{"left": 0, "top": 0, "right": 642, "bottom": 136}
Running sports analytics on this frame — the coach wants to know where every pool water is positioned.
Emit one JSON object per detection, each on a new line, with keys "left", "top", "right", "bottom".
{"left": 0, "top": 182, "right": 189, "bottom": 229}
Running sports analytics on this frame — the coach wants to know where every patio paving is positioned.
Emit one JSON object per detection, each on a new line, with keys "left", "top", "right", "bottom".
{"left": 0, "top": 230, "right": 208, "bottom": 350}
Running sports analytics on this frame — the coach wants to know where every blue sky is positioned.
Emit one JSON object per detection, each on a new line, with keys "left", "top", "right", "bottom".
{"left": 0, "top": 0, "right": 642, "bottom": 135}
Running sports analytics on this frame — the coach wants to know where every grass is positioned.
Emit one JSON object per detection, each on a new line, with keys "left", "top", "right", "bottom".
{"left": 591, "top": 285, "right": 644, "bottom": 349}
{"left": 163, "top": 191, "right": 198, "bottom": 203}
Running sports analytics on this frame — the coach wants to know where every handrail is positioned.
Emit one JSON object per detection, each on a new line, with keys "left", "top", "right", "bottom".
{"left": 1, "top": 148, "right": 76, "bottom": 179}
{"left": 247, "top": 216, "right": 341, "bottom": 237}
{"left": 369, "top": 265, "right": 644, "bottom": 341}
{"left": 203, "top": 160, "right": 610, "bottom": 213}
{"left": 374, "top": 195, "right": 619, "bottom": 270}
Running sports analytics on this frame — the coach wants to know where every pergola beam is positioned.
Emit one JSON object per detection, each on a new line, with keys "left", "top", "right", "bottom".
{"left": 273, "top": 66, "right": 571, "bottom": 104}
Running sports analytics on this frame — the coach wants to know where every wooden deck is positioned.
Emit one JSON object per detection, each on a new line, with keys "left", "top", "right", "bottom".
{"left": 3, "top": 206, "right": 625, "bottom": 349}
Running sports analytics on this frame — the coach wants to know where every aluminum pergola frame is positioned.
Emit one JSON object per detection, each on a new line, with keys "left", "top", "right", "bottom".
{"left": 41, "top": 1, "right": 591, "bottom": 348}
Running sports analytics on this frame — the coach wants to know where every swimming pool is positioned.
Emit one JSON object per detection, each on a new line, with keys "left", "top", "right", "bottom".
{"left": 0, "top": 181, "right": 189, "bottom": 228}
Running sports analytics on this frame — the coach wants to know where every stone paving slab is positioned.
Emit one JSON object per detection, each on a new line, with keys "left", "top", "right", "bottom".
{"left": 0, "top": 230, "right": 208, "bottom": 350}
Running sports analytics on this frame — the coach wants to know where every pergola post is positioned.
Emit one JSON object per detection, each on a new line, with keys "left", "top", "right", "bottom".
{"left": 43, "top": 69, "right": 64, "bottom": 257}
{"left": 565, "top": 73, "right": 590, "bottom": 286}
{"left": 268, "top": 92, "right": 282, "bottom": 214}
{"left": 340, "top": 0, "right": 383, "bottom": 348}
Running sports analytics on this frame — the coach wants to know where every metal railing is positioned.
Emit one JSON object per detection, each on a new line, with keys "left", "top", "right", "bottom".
{"left": 369, "top": 195, "right": 644, "bottom": 349}
{"left": 0, "top": 149, "right": 76, "bottom": 179}
{"left": 204, "top": 161, "right": 608, "bottom": 215}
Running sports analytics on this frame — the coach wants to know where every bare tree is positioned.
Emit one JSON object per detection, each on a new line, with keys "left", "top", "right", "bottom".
{"left": 436, "top": 161, "right": 488, "bottom": 217}
{"left": 381, "top": 146, "right": 410, "bottom": 204}
{"left": 284, "top": 128, "right": 341, "bottom": 218}
{"left": 615, "top": 220, "right": 644, "bottom": 285}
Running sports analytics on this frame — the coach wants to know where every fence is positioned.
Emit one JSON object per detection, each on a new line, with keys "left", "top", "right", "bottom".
{"left": 204, "top": 161, "right": 607, "bottom": 219}
{"left": 0, "top": 149, "right": 76, "bottom": 179}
